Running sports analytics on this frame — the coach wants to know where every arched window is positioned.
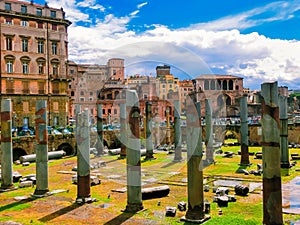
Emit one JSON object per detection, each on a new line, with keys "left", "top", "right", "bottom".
{"left": 210, "top": 80, "right": 215, "bottom": 90}
{"left": 229, "top": 80, "right": 233, "bottom": 90}
{"left": 4, "top": 55, "right": 15, "bottom": 73}
{"left": 204, "top": 80, "right": 209, "bottom": 90}
{"left": 36, "top": 57, "right": 46, "bottom": 74}
{"left": 223, "top": 80, "right": 227, "bottom": 90}
{"left": 20, "top": 56, "right": 31, "bottom": 74}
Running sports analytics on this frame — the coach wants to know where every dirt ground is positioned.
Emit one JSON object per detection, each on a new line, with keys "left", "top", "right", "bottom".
{"left": 0, "top": 151, "right": 299, "bottom": 225}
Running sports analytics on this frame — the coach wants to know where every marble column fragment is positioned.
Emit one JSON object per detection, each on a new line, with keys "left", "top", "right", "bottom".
{"left": 96, "top": 104, "right": 104, "bottom": 156}
{"left": 261, "top": 81, "right": 283, "bottom": 225}
{"left": 0, "top": 99, "right": 14, "bottom": 190}
{"left": 205, "top": 99, "right": 214, "bottom": 164}
{"left": 125, "top": 90, "right": 143, "bottom": 212}
{"left": 145, "top": 101, "right": 154, "bottom": 160}
{"left": 34, "top": 100, "right": 49, "bottom": 196}
{"left": 181, "top": 96, "right": 210, "bottom": 223}
{"left": 76, "top": 109, "right": 91, "bottom": 203}
{"left": 120, "top": 102, "right": 127, "bottom": 158}
{"left": 166, "top": 107, "right": 171, "bottom": 145}
{"left": 173, "top": 100, "right": 183, "bottom": 161}
{"left": 279, "top": 95, "right": 289, "bottom": 168}
{"left": 240, "top": 94, "right": 250, "bottom": 165}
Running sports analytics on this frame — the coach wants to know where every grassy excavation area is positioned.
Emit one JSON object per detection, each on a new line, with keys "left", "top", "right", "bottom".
{"left": 1, "top": 145, "right": 300, "bottom": 225}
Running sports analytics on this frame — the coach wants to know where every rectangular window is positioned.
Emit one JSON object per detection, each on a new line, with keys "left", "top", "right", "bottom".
{"left": 22, "top": 62, "right": 29, "bottom": 74}
{"left": 38, "top": 82, "right": 45, "bottom": 94}
{"left": 54, "top": 117, "right": 59, "bottom": 126}
{"left": 50, "top": 10, "right": 56, "bottom": 18}
{"left": 21, "top": 5, "right": 27, "bottom": 13}
{"left": 5, "top": 17, "right": 12, "bottom": 24}
{"left": 52, "top": 24, "right": 57, "bottom": 31}
{"left": 6, "top": 37, "right": 12, "bottom": 50}
{"left": 37, "top": 22, "right": 43, "bottom": 29}
{"left": 90, "top": 91, "right": 93, "bottom": 96}
{"left": 5, "top": 3, "right": 11, "bottom": 11}
{"left": 7, "top": 61, "right": 13, "bottom": 73}
{"left": 52, "top": 42, "right": 57, "bottom": 55}
{"left": 38, "top": 63, "right": 44, "bottom": 74}
{"left": 23, "top": 81, "right": 29, "bottom": 94}
{"left": 53, "top": 102, "right": 59, "bottom": 112}
{"left": 21, "top": 20, "right": 28, "bottom": 26}
{"left": 70, "top": 69, "right": 74, "bottom": 74}
{"left": 80, "top": 97, "right": 84, "bottom": 102}
{"left": 38, "top": 41, "right": 44, "bottom": 53}
{"left": 53, "top": 64, "right": 58, "bottom": 75}
{"left": 23, "top": 102, "right": 29, "bottom": 113}
{"left": 22, "top": 39, "right": 28, "bottom": 52}
{"left": 36, "top": 8, "right": 42, "bottom": 16}
{"left": 52, "top": 82, "right": 59, "bottom": 94}
{"left": 103, "top": 109, "right": 106, "bottom": 114}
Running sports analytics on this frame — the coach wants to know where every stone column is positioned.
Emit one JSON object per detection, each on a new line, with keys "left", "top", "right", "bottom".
{"left": 261, "top": 81, "right": 283, "bottom": 225}
{"left": 279, "top": 95, "right": 289, "bottom": 168}
{"left": 166, "top": 107, "right": 171, "bottom": 145}
{"left": 119, "top": 102, "right": 127, "bottom": 158}
{"left": 0, "top": 99, "right": 14, "bottom": 190}
{"left": 33, "top": 100, "right": 49, "bottom": 196}
{"left": 173, "top": 100, "right": 183, "bottom": 162}
{"left": 205, "top": 99, "right": 214, "bottom": 164}
{"left": 125, "top": 90, "right": 143, "bottom": 212}
{"left": 240, "top": 94, "right": 250, "bottom": 165}
{"left": 181, "top": 96, "right": 210, "bottom": 223}
{"left": 96, "top": 104, "right": 104, "bottom": 156}
{"left": 154, "top": 108, "right": 160, "bottom": 147}
{"left": 145, "top": 101, "right": 154, "bottom": 160}
{"left": 76, "top": 109, "right": 91, "bottom": 204}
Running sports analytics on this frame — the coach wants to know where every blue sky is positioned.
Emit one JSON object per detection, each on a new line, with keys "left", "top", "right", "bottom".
{"left": 32, "top": 0, "right": 300, "bottom": 90}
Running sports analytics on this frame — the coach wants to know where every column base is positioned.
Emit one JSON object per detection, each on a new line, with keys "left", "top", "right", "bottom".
{"left": 180, "top": 215, "right": 211, "bottom": 224}
{"left": 33, "top": 189, "right": 49, "bottom": 197}
{"left": 75, "top": 197, "right": 96, "bottom": 204}
{"left": 144, "top": 156, "right": 156, "bottom": 161}
{"left": 281, "top": 162, "right": 290, "bottom": 168}
{"left": 173, "top": 157, "right": 183, "bottom": 162}
{"left": 238, "top": 163, "right": 252, "bottom": 166}
{"left": 0, "top": 184, "right": 17, "bottom": 193}
{"left": 124, "top": 203, "right": 144, "bottom": 212}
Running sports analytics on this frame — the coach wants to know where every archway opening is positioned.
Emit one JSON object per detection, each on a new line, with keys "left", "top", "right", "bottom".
{"left": 13, "top": 148, "right": 27, "bottom": 162}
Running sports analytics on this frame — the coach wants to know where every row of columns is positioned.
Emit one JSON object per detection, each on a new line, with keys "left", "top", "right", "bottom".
{"left": 0, "top": 81, "right": 287, "bottom": 224}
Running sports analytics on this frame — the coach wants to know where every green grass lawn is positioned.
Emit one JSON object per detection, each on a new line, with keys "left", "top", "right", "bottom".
{"left": 1, "top": 145, "right": 300, "bottom": 224}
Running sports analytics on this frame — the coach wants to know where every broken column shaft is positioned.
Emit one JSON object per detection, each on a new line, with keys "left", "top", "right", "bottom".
{"left": 125, "top": 90, "right": 143, "bottom": 212}
{"left": 96, "top": 104, "right": 104, "bottom": 156}
{"left": 120, "top": 102, "right": 127, "bottom": 158}
{"left": 0, "top": 99, "right": 14, "bottom": 190}
{"left": 145, "top": 101, "right": 154, "bottom": 160}
{"left": 279, "top": 95, "right": 289, "bottom": 168}
{"left": 34, "top": 100, "right": 49, "bottom": 196}
{"left": 182, "top": 96, "right": 210, "bottom": 223}
{"left": 166, "top": 107, "right": 171, "bottom": 145}
{"left": 205, "top": 99, "right": 214, "bottom": 164}
{"left": 240, "top": 94, "right": 250, "bottom": 165}
{"left": 261, "top": 81, "right": 283, "bottom": 225}
{"left": 76, "top": 109, "right": 91, "bottom": 203}
{"left": 173, "top": 99, "right": 183, "bottom": 161}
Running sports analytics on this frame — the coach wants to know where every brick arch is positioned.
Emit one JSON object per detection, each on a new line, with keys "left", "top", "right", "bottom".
{"left": 57, "top": 143, "right": 74, "bottom": 156}
{"left": 13, "top": 148, "right": 27, "bottom": 161}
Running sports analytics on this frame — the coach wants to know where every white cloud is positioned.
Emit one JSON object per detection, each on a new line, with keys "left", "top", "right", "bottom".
{"left": 137, "top": 2, "right": 148, "bottom": 9}
{"left": 50, "top": 0, "right": 300, "bottom": 90}
{"left": 188, "top": 1, "right": 300, "bottom": 31}
{"left": 47, "top": 0, "right": 90, "bottom": 22}
{"left": 76, "top": 0, "right": 105, "bottom": 12}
